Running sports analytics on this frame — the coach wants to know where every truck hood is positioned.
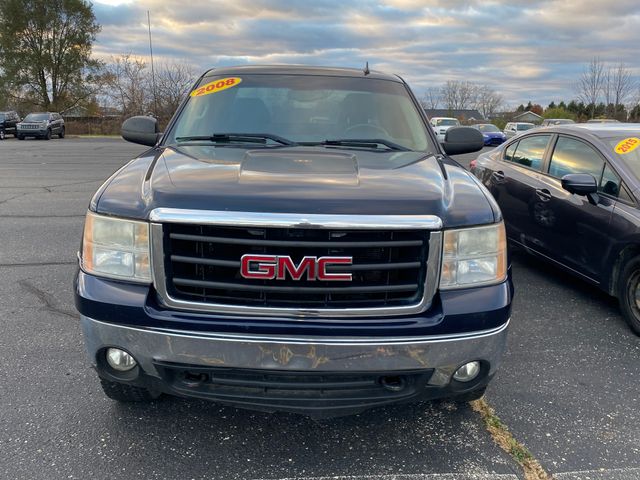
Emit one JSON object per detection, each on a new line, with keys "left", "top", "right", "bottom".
{"left": 94, "top": 145, "right": 497, "bottom": 228}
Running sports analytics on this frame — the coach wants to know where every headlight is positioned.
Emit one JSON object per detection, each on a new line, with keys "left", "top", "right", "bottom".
{"left": 81, "top": 211, "right": 151, "bottom": 283}
{"left": 440, "top": 222, "right": 507, "bottom": 289}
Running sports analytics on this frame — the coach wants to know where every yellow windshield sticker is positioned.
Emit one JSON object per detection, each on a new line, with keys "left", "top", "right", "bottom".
{"left": 615, "top": 137, "right": 640, "bottom": 155}
{"left": 191, "top": 77, "right": 242, "bottom": 98}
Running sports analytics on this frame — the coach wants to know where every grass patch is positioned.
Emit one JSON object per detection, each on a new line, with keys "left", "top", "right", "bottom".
{"left": 471, "top": 398, "right": 552, "bottom": 480}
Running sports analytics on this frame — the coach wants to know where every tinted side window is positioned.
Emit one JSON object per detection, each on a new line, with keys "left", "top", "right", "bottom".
{"left": 548, "top": 137, "right": 603, "bottom": 179}
{"left": 508, "top": 135, "right": 551, "bottom": 171}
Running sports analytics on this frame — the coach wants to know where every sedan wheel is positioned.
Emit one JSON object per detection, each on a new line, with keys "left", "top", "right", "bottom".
{"left": 618, "top": 257, "right": 640, "bottom": 335}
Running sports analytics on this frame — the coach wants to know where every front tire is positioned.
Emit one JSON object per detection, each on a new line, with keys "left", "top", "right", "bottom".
{"left": 451, "top": 386, "right": 487, "bottom": 404}
{"left": 44, "top": 129, "right": 52, "bottom": 140}
{"left": 58, "top": 127, "right": 65, "bottom": 139}
{"left": 618, "top": 256, "right": 640, "bottom": 335}
{"left": 17, "top": 135, "right": 24, "bottom": 140}
{"left": 99, "top": 378, "right": 159, "bottom": 402}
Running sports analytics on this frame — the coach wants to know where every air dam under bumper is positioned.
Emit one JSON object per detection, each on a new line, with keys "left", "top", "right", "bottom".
{"left": 82, "top": 315, "right": 509, "bottom": 416}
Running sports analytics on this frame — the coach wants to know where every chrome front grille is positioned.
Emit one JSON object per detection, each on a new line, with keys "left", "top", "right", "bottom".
{"left": 166, "top": 225, "right": 428, "bottom": 308}
{"left": 150, "top": 210, "right": 442, "bottom": 318}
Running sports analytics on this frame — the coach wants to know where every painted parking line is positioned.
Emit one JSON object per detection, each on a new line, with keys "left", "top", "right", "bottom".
{"left": 554, "top": 467, "right": 640, "bottom": 479}
{"left": 250, "top": 474, "right": 520, "bottom": 480}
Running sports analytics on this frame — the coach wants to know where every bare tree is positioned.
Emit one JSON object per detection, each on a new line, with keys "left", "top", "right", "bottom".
{"left": 603, "top": 66, "right": 613, "bottom": 115}
{"left": 576, "top": 57, "right": 605, "bottom": 119}
{"left": 103, "top": 54, "right": 150, "bottom": 117}
{"left": 420, "top": 87, "right": 440, "bottom": 109}
{"left": 475, "top": 85, "right": 503, "bottom": 119}
{"left": 154, "top": 61, "right": 197, "bottom": 121}
{"left": 441, "top": 80, "right": 478, "bottom": 110}
{"left": 611, "top": 62, "right": 635, "bottom": 108}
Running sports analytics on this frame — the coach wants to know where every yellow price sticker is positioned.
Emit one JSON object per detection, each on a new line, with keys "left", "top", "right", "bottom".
{"left": 190, "top": 77, "right": 242, "bottom": 98}
{"left": 615, "top": 137, "right": 640, "bottom": 155}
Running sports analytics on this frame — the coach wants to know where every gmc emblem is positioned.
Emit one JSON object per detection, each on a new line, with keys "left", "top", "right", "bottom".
{"left": 240, "top": 255, "right": 352, "bottom": 281}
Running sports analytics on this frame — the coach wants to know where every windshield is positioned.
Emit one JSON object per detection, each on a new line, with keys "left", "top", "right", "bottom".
{"left": 25, "top": 113, "right": 49, "bottom": 122}
{"left": 0, "top": 114, "right": 5, "bottom": 121}
{"left": 609, "top": 135, "right": 640, "bottom": 179}
{"left": 433, "top": 119, "right": 459, "bottom": 126}
{"left": 475, "top": 124, "right": 500, "bottom": 132}
{"left": 166, "top": 74, "right": 433, "bottom": 151}
{"left": 517, "top": 124, "right": 534, "bottom": 131}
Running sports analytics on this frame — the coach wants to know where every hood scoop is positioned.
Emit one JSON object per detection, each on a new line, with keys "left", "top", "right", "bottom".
{"left": 239, "top": 150, "right": 359, "bottom": 186}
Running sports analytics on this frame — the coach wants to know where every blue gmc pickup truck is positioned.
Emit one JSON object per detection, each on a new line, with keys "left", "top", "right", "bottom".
{"left": 74, "top": 65, "right": 512, "bottom": 417}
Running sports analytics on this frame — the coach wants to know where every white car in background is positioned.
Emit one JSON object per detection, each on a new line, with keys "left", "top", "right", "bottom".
{"left": 503, "top": 122, "right": 535, "bottom": 138}
{"left": 430, "top": 117, "right": 460, "bottom": 143}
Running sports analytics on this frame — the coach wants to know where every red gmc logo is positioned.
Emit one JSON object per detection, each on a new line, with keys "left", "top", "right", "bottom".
{"left": 241, "top": 255, "right": 352, "bottom": 281}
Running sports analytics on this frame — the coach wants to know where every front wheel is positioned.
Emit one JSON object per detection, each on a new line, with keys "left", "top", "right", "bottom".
{"left": 17, "top": 135, "right": 24, "bottom": 140}
{"left": 451, "top": 386, "right": 487, "bottom": 404}
{"left": 44, "top": 129, "right": 52, "bottom": 140}
{"left": 58, "top": 127, "right": 65, "bottom": 138}
{"left": 618, "top": 256, "right": 640, "bottom": 335}
{"left": 99, "top": 378, "right": 160, "bottom": 402}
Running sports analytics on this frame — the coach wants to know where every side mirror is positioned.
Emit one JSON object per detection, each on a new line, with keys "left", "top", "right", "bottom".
{"left": 122, "top": 116, "right": 161, "bottom": 146}
{"left": 442, "top": 126, "right": 484, "bottom": 155}
{"left": 561, "top": 173, "right": 597, "bottom": 196}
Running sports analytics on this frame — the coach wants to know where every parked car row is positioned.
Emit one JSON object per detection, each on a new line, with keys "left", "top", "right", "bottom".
{"left": 429, "top": 119, "right": 581, "bottom": 147}
{"left": 0, "top": 111, "right": 65, "bottom": 140}
{"left": 471, "top": 123, "right": 640, "bottom": 335}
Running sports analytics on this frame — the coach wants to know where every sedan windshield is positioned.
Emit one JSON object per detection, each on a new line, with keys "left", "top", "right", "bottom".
{"left": 24, "top": 113, "right": 49, "bottom": 122}
{"left": 475, "top": 124, "right": 500, "bottom": 133}
{"left": 166, "top": 74, "right": 433, "bottom": 152}
{"left": 609, "top": 135, "right": 640, "bottom": 179}
{"left": 517, "top": 124, "right": 534, "bottom": 131}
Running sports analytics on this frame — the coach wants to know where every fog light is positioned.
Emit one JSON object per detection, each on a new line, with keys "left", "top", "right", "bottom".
{"left": 105, "top": 348, "right": 137, "bottom": 372}
{"left": 453, "top": 361, "right": 481, "bottom": 382}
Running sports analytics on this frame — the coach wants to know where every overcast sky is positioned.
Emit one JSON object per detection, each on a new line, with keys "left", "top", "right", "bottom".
{"left": 92, "top": 0, "right": 640, "bottom": 107}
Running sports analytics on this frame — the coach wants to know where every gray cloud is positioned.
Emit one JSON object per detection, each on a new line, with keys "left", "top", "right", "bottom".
{"left": 92, "top": 0, "right": 640, "bottom": 105}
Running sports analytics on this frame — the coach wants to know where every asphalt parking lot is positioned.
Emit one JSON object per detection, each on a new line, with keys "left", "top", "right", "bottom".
{"left": 1, "top": 138, "right": 639, "bottom": 480}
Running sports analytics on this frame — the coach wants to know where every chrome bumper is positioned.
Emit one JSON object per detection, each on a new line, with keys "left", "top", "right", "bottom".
{"left": 81, "top": 316, "right": 509, "bottom": 387}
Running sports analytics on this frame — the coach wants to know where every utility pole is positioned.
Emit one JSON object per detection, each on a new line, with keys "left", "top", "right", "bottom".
{"left": 147, "top": 10, "right": 158, "bottom": 116}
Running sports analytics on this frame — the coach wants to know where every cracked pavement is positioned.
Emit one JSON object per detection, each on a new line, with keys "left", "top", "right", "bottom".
{"left": 0, "top": 138, "right": 638, "bottom": 480}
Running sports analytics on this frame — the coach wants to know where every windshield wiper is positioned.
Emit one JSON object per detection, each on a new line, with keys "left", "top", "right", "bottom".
{"left": 309, "top": 138, "right": 410, "bottom": 151}
{"left": 174, "top": 133, "right": 297, "bottom": 146}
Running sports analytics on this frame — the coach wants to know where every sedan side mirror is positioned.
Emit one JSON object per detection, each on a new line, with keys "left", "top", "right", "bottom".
{"left": 122, "top": 116, "right": 162, "bottom": 147}
{"left": 442, "top": 127, "right": 484, "bottom": 155}
{"left": 561, "top": 173, "right": 598, "bottom": 196}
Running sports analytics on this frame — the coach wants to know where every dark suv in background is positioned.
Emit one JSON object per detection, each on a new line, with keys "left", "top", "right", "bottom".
{"left": 0, "top": 111, "right": 21, "bottom": 138}
{"left": 17, "top": 112, "right": 65, "bottom": 140}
